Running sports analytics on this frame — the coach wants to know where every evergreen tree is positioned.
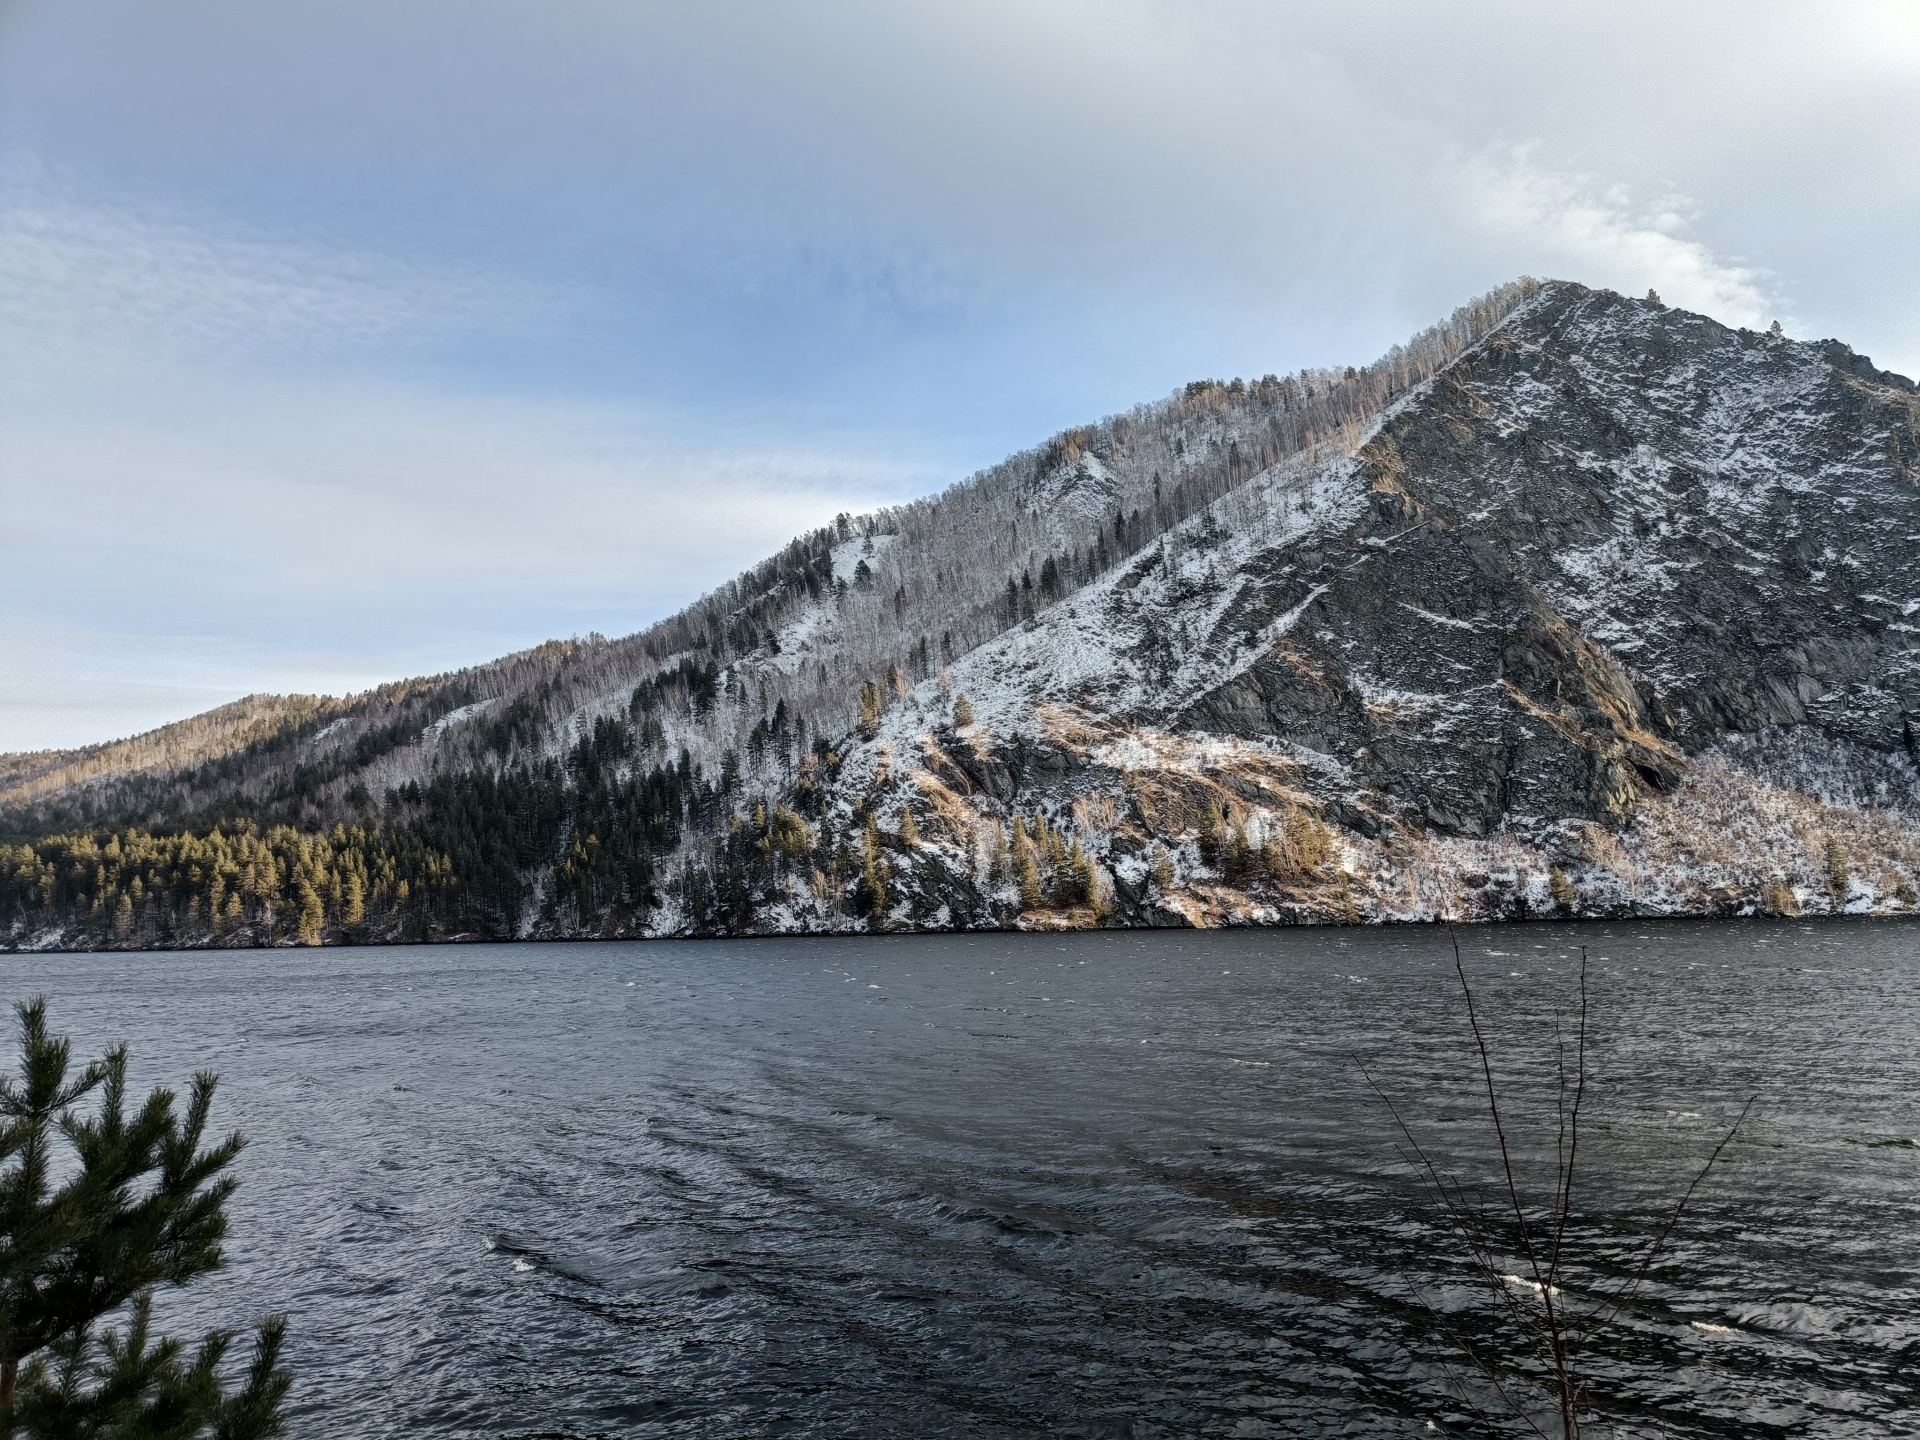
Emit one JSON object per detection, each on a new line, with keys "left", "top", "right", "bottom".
{"left": 1222, "top": 825, "right": 1253, "bottom": 885}
{"left": 1009, "top": 818, "right": 1044, "bottom": 911}
{"left": 1823, "top": 836, "right": 1850, "bottom": 909}
{"left": 1548, "top": 866, "right": 1576, "bottom": 912}
{"left": 1052, "top": 839, "right": 1093, "bottom": 906}
{"left": 1148, "top": 844, "right": 1175, "bottom": 894}
{"left": 0, "top": 1000, "right": 289, "bottom": 1438}
{"left": 853, "top": 821, "right": 890, "bottom": 920}
{"left": 856, "top": 682, "right": 884, "bottom": 739}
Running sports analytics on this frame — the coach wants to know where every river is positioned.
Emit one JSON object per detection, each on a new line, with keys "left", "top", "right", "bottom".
{"left": 10, "top": 919, "right": 1917, "bottom": 1436}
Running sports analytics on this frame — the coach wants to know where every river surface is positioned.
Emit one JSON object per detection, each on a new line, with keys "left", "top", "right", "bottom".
{"left": 8, "top": 919, "right": 1917, "bottom": 1437}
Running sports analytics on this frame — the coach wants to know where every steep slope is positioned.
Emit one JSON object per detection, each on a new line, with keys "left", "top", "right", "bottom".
{"left": 7, "top": 280, "right": 1920, "bottom": 949}
{"left": 820, "top": 284, "right": 1920, "bottom": 930}
{"left": 2, "top": 282, "right": 1532, "bottom": 844}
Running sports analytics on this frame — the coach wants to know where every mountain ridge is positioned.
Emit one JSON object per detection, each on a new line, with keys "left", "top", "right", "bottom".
{"left": 9, "top": 278, "right": 1920, "bottom": 949}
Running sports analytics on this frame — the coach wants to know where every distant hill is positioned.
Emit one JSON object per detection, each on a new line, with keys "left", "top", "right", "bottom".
{"left": 8, "top": 278, "right": 1920, "bottom": 949}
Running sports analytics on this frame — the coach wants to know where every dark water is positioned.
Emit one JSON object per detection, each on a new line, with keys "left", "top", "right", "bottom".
{"left": 8, "top": 920, "right": 1917, "bottom": 1437}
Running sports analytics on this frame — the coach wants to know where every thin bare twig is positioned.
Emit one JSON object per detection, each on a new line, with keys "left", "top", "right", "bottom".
{"left": 1366, "top": 934, "right": 1755, "bottom": 1439}
{"left": 1359, "top": 1059, "right": 1556, "bottom": 1438}
{"left": 1589, "top": 1094, "right": 1757, "bottom": 1331}
{"left": 1547, "top": 949, "right": 1589, "bottom": 1291}
{"left": 1448, "top": 928, "right": 1580, "bottom": 1434}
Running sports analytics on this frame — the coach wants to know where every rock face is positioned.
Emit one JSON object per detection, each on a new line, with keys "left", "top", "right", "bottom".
{"left": 1183, "top": 287, "right": 1920, "bottom": 839}
{"left": 828, "top": 284, "right": 1920, "bottom": 932}
{"left": 9, "top": 280, "right": 1920, "bottom": 949}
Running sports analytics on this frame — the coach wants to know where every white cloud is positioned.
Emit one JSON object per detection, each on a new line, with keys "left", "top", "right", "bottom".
{"left": 0, "top": 171, "right": 571, "bottom": 378}
{"left": 0, "top": 623, "right": 395, "bottom": 755}
{"left": 1464, "top": 154, "right": 1775, "bottom": 330}
{"left": 1, "top": 364, "right": 929, "bottom": 749}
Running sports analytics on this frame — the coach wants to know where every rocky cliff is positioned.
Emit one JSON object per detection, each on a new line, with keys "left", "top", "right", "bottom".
{"left": 765, "top": 283, "right": 1920, "bottom": 933}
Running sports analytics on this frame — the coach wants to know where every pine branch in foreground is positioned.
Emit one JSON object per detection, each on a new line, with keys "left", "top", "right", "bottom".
{"left": 0, "top": 999, "right": 291, "bottom": 1440}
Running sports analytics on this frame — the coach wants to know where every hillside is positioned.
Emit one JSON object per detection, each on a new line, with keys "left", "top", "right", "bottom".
{"left": 7, "top": 279, "right": 1920, "bottom": 949}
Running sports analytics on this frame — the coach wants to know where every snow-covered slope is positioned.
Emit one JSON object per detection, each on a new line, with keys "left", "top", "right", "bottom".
{"left": 728, "top": 283, "right": 1920, "bottom": 936}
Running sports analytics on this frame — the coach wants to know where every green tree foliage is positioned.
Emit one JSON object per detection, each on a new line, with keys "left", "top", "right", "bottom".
{"left": 1009, "top": 818, "right": 1044, "bottom": 911}
{"left": 0, "top": 1000, "right": 290, "bottom": 1438}
{"left": 696, "top": 803, "right": 812, "bottom": 930}
{"left": 1281, "top": 807, "right": 1331, "bottom": 875}
{"left": 0, "top": 825, "right": 455, "bottom": 949}
{"left": 1548, "top": 866, "right": 1577, "bottom": 912}
{"left": 628, "top": 657, "right": 719, "bottom": 723}
{"left": 1222, "top": 826, "right": 1254, "bottom": 885}
{"left": 0, "top": 710, "right": 735, "bottom": 945}
{"left": 1823, "top": 835, "right": 1851, "bottom": 909}
{"left": 1003, "top": 811, "right": 1107, "bottom": 912}
{"left": 1148, "top": 844, "right": 1175, "bottom": 894}
{"left": 1196, "top": 806, "right": 1224, "bottom": 868}
{"left": 950, "top": 694, "right": 974, "bottom": 729}
{"left": 856, "top": 682, "right": 885, "bottom": 740}
{"left": 852, "top": 820, "right": 890, "bottom": 921}
{"left": 1050, "top": 839, "right": 1096, "bottom": 908}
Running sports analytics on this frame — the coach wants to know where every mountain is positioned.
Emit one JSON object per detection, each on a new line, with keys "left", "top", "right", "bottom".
{"left": 7, "top": 279, "right": 1920, "bottom": 950}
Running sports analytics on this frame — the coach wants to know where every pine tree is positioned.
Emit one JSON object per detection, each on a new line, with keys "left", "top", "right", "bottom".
{"left": 1148, "top": 844, "right": 1175, "bottom": 894}
{"left": 1009, "top": 818, "right": 1044, "bottom": 911}
{"left": 856, "top": 682, "right": 884, "bottom": 739}
{"left": 295, "top": 883, "right": 323, "bottom": 945}
{"left": 0, "top": 1000, "right": 290, "bottom": 1438}
{"left": 1197, "top": 806, "right": 1223, "bottom": 868}
{"left": 951, "top": 694, "right": 973, "bottom": 729}
{"left": 1548, "top": 866, "right": 1576, "bottom": 912}
{"left": 1052, "top": 840, "right": 1095, "bottom": 907}
{"left": 1222, "top": 826, "right": 1252, "bottom": 885}
{"left": 1823, "top": 836, "right": 1850, "bottom": 910}
{"left": 1284, "top": 807, "right": 1331, "bottom": 873}
{"left": 853, "top": 821, "right": 890, "bottom": 920}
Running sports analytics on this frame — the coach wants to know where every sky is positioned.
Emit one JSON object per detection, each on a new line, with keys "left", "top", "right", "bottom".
{"left": 3, "top": 1, "right": 1917, "bottom": 753}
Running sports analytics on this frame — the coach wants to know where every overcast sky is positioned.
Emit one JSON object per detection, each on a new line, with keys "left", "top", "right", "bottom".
{"left": 3, "top": 1, "right": 1916, "bottom": 752}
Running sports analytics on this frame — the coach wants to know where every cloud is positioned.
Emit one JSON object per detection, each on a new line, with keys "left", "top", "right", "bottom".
{"left": 0, "top": 622, "right": 395, "bottom": 755}
{"left": 1464, "top": 155, "right": 1775, "bottom": 329}
{"left": 0, "top": 169, "right": 573, "bottom": 379}
{"left": 0, "top": 363, "right": 932, "bottom": 749}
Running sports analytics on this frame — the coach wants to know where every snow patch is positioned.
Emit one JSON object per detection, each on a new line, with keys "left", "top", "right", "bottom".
{"left": 423, "top": 699, "right": 496, "bottom": 742}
